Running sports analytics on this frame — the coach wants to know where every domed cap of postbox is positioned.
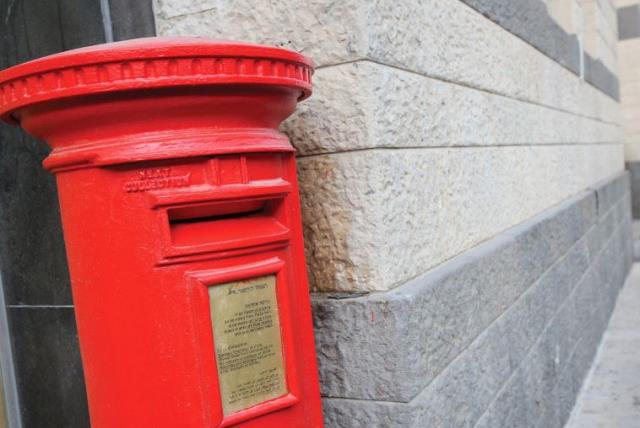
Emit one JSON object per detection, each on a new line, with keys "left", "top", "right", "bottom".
{"left": 0, "top": 37, "right": 314, "bottom": 124}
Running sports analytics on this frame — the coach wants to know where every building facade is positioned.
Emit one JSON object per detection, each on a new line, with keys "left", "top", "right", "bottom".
{"left": 0, "top": 0, "right": 638, "bottom": 426}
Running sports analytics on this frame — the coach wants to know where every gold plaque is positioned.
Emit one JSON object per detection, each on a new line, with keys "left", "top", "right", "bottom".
{"left": 208, "top": 275, "right": 287, "bottom": 416}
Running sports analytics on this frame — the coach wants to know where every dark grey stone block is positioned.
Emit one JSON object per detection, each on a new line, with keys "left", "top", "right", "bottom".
{"left": 583, "top": 54, "right": 620, "bottom": 101}
{"left": 555, "top": 339, "right": 582, "bottom": 428}
{"left": 474, "top": 369, "right": 528, "bottom": 428}
{"left": 322, "top": 398, "right": 413, "bottom": 428}
{"left": 521, "top": 334, "right": 561, "bottom": 428}
{"left": 586, "top": 176, "right": 630, "bottom": 261}
{"left": 625, "top": 162, "right": 640, "bottom": 218}
{"left": 0, "top": 126, "right": 72, "bottom": 306}
{"left": 19, "top": 0, "right": 66, "bottom": 59}
{"left": 618, "top": 4, "right": 640, "bottom": 40}
{"left": 8, "top": 307, "right": 89, "bottom": 428}
{"left": 593, "top": 171, "right": 628, "bottom": 216}
{"left": 320, "top": 235, "right": 598, "bottom": 427}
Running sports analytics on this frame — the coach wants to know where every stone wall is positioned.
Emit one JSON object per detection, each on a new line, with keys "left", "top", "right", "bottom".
{"left": 154, "top": 0, "right": 630, "bottom": 426}
{"left": 154, "top": 0, "right": 625, "bottom": 293}
{"left": 617, "top": 2, "right": 640, "bottom": 217}
{"left": 315, "top": 172, "right": 632, "bottom": 427}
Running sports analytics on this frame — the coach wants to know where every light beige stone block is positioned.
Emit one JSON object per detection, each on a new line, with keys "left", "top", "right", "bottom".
{"left": 548, "top": 0, "right": 584, "bottom": 34}
{"left": 582, "top": 0, "right": 617, "bottom": 39}
{"left": 299, "top": 144, "right": 623, "bottom": 292}
{"left": 365, "top": 0, "right": 618, "bottom": 122}
{"left": 616, "top": 0, "right": 639, "bottom": 7}
{"left": 154, "top": 0, "right": 619, "bottom": 123}
{"left": 619, "top": 38, "right": 640, "bottom": 161}
{"left": 154, "top": 0, "right": 216, "bottom": 19}
{"left": 625, "top": 140, "right": 640, "bottom": 159}
{"left": 619, "top": 39, "right": 640, "bottom": 81}
{"left": 153, "top": 0, "right": 368, "bottom": 67}
{"left": 284, "top": 62, "right": 620, "bottom": 156}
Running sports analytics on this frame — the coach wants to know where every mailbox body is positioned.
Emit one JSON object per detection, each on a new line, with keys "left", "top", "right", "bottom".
{"left": 0, "top": 38, "right": 323, "bottom": 427}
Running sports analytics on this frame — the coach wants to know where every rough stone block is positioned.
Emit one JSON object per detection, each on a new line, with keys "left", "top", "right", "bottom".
{"left": 474, "top": 370, "right": 529, "bottom": 428}
{"left": 593, "top": 171, "right": 628, "bottom": 215}
{"left": 154, "top": 0, "right": 620, "bottom": 122}
{"left": 312, "top": 189, "right": 597, "bottom": 402}
{"left": 315, "top": 173, "right": 632, "bottom": 427}
{"left": 299, "top": 146, "right": 621, "bottom": 292}
{"left": 153, "top": 0, "right": 368, "bottom": 67}
{"left": 584, "top": 54, "right": 620, "bottom": 100}
{"left": 366, "top": 0, "right": 619, "bottom": 114}
{"left": 321, "top": 398, "right": 412, "bottom": 428}
{"left": 521, "top": 337, "right": 562, "bottom": 428}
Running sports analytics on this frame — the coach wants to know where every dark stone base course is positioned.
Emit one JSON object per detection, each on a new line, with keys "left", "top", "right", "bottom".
{"left": 626, "top": 162, "right": 640, "bottom": 219}
{"left": 313, "top": 172, "right": 633, "bottom": 428}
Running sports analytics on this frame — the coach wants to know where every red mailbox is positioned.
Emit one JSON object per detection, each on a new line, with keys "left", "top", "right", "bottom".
{"left": 0, "top": 37, "right": 323, "bottom": 427}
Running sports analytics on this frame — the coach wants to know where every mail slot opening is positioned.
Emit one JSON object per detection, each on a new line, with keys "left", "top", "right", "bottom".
{"left": 167, "top": 198, "right": 289, "bottom": 251}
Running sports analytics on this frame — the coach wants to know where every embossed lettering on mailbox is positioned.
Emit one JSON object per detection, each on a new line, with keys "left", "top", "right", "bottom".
{"left": 208, "top": 275, "right": 287, "bottom": 416}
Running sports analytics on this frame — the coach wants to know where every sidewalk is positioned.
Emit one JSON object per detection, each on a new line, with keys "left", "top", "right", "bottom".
{"left": 565, "top": 264, "right": 640, "bottom": 428}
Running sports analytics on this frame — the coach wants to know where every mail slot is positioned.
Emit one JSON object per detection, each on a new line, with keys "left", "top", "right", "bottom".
{"left": 0, "top": 37, "right": 323, "bottom": 427}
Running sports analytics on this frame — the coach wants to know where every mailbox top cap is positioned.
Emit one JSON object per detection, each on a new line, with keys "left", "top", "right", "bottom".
{"left": 0, "top": 37, "right": 314, "bottom": 123}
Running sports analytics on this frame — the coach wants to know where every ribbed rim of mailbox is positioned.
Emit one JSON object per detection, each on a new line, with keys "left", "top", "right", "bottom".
{"left": 0, "top": 37, "right": 314, "bottom": 124}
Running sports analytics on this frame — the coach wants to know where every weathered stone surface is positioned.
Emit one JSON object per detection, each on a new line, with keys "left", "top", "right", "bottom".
{"left": 313, "top": 186, "right": 600, "bottom": 401}
{"left": 566, "top": 265, "right": 640, "bottom": 428}
{"left": 155, "top": 0, "right": 620, "bottom": 123}
{"left": 153, "top": 0, "right": 368, "bottom": 67}
{"left": 321, "top": 398, "right": 413, "bottom": 428}
{"left": 473, "top": 370, "right": 528, "bottom": 428}
{"left": 365, "top": 0, "right": 619, "bottom": 121}
{"left": 153, "top": 0, "right": 216, "bottom": 19}
{"left": 586, "top": 198, "right": 618, "bottom": 258}
{"left": 109, "top": 0, "right": 156, "bottom": 41}
{"left": 284, "top": 61, "right": 621, "bottom": 156}
{"left": 459, "top": 0, "right": 581, "bottom": 75}
{"left": 315, "top": 172, "right": 632, "bottom": 427}
{"left": 593, "top": 170, "right": 629, "bottom": 216}
{"left": 299, "top": 146, "right": 622, "bottom": 292}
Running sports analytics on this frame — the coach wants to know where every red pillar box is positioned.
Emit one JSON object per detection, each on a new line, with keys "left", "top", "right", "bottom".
{"left": 0, "top": 38, "right": 323, "bottom": 427}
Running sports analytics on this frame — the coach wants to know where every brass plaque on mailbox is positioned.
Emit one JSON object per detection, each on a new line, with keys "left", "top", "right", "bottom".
{"left": 209, "top": 275, "right": 287, "bottom": 416}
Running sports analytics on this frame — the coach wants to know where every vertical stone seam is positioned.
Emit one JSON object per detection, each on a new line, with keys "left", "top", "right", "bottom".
{"left": 99, "top": 0, "right": 114, "bottom": 43}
